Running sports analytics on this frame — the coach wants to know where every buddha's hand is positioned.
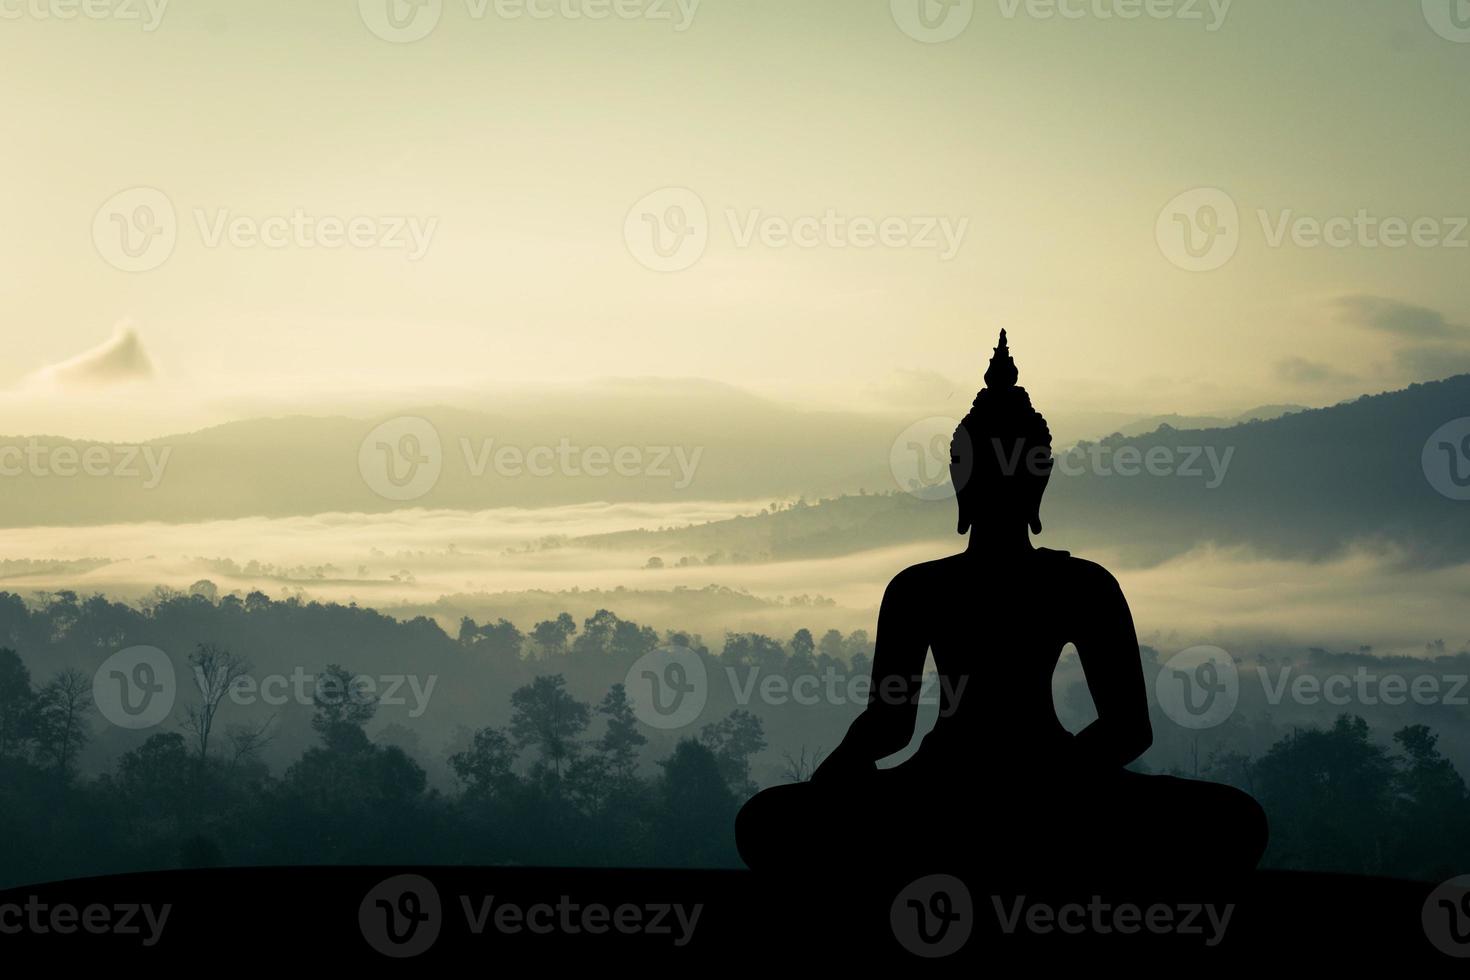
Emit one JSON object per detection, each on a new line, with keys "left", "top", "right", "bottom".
{"left": 811, "top": 746, "right": 876, "bottom": 785}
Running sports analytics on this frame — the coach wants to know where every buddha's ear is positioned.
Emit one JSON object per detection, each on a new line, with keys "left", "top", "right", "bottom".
{"left": 1029, "top": 471, "right": 1050, "bottom": 535}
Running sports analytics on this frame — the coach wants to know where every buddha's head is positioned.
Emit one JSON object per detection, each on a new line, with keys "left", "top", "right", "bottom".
{"left": 950, "top": 330, "right": 1054, "bottom": 536}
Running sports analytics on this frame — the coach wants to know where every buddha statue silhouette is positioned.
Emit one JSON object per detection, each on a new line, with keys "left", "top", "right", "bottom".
{"left": 735, "top": 331, "right": 1267, "bottom": 884}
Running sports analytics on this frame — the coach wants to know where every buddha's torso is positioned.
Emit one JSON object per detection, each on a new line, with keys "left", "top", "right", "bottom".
{"left": 900, "top": 547, "right": 1092, "bottom": 770}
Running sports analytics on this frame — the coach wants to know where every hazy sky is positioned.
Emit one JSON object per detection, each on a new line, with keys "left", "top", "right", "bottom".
{"left": 3, "top": 0, "right": 1469, "bottom": 434}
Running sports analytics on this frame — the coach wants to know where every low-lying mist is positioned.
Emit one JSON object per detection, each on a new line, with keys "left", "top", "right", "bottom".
{"left": 3, "top": 502, "right": 1464, "bottom": 657}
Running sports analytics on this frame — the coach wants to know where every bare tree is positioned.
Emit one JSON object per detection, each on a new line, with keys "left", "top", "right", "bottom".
{"left": 180, "top": 644, "right": 252, "bottom": 761}
{"left": 33, "top": 668, "right": 92, "bottom": 778}
{"left": 780, "top": 746, "right": 826, "bottom": 783}
{"left": 225, "top": 716, "right": 275, "bottom": 770}
{"left": 0, "top": 648, "right": 34, "bottom": 760}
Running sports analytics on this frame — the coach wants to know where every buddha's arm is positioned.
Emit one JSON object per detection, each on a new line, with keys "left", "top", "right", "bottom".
{"left": 1072, "top": 566, "right": 1153, "bottom": 768}
{"left": 815, "top": 570, "right": 926, "bottom": 780}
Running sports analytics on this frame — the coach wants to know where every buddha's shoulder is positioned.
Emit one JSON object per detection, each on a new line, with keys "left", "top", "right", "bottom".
{"left": 886, "top": 548, "right": 1122, "bottom": 589}
{"left": 883, "top": 555, "right": 963, "bottom": 592}
{"left": 1044, "top": 550, "right": 1125, "bottom": 590}
{"left": 883, "top": 548, "right": 1056, "bottom": 582}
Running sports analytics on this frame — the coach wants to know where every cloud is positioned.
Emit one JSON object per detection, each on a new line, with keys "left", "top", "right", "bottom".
{"left": 1275, "top": 356, "right": 1356, "bottom": 386}
{"left": 1333, "top": 294, "right": 1468, "bottom": 340}
{"left": 1393, "top": 344, "right": 1470, "bottom": 383}
{"left": 863, "top": 368, "right": 963, "bottom": 408}
{"left": 1327, "top": 295, "right": 1470, "bottom": 385}
{"left": 34, "top": 322, "right": 156, "bottom": 390}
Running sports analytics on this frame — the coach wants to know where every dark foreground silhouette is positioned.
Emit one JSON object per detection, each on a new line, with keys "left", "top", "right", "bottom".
{"left": 0, "top": 865, "right": 1446, "bottom": 965}
{"left": 737, "top": 332, "right": 1267, "bottom": 885}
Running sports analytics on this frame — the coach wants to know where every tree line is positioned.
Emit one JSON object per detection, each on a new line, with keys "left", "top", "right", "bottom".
{"left": 0, "top": 587, "right": 1467, "bottom": 886}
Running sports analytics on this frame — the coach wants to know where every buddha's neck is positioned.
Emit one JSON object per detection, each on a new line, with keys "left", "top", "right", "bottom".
{"left": 965, "top": 523, "right": 1034, "bottom": 558}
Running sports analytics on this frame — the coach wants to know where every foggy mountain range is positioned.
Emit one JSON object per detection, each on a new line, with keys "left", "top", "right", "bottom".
{"left": 575, "top": 374, "right": 1470, "bottom": 566}
{"left": 0, "top": 375, "right": 1463, "bottom": 574}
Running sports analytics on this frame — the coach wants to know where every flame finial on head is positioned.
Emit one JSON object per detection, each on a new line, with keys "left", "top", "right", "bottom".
{"left": 983, "top": 329, "right": 1018, "bottom": 391}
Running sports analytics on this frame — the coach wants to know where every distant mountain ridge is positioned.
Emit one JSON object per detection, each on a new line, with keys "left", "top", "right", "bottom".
{"left": 0, "top": 386, "right": 897, "bottom": 526}
{"left": 1108, "top": 403, "right": 1307, "bottom": 439}
{"left": 0, "top": 376, "right": 1458, "bottom": 559}
{"left": 576, "top": 375, "right": 1470, "bottom": 567}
